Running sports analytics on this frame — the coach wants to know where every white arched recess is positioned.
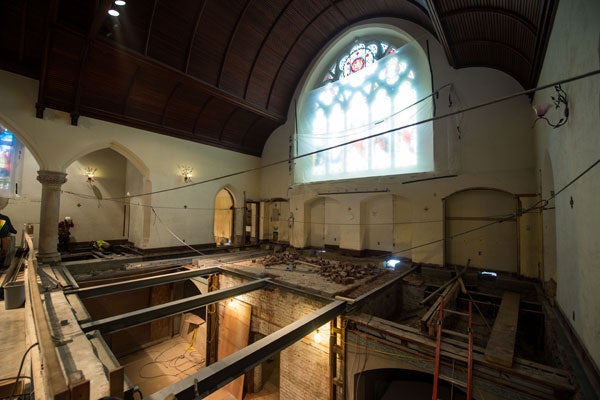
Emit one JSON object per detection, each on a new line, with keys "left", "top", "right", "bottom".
{"left": 214, "top": 184, "right": 245, "bottom": 247}
{"left": 360, "top": 194, "right": 412, "bottom": 255}
{"left": 304, "top": 196, "right": 342, "bottom": 249}
{"left": 444, "top": 188, "right": 519, "bottom": 273}
{"left": 63, "top": 141, "right": 151, "bottom": 248}
{"left": 214, "top": 187, "right": 234, "bottom": 246}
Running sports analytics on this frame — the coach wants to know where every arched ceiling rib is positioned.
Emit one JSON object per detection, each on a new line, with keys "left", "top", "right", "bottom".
{"left": 0, "top": 0, "right": 557, "bottom": 156}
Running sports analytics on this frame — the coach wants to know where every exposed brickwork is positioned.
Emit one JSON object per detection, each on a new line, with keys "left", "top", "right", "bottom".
{"left": 220, "top": 274, "right": 331, "bottom": 399}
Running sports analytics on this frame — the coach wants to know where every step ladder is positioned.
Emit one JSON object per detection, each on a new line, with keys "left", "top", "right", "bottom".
{"left": 431, "top": 299, "right": 474, "bottom": 400}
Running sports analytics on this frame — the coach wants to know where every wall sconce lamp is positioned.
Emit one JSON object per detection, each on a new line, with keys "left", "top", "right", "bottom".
{"left": 179, "top": 165, "right": 193, "bottom": 183}
{"left": 532, "top": 84, "right": 569, "bottom": 128}
{"left": 84, "top": 167, "right": 97, "bottom": 183}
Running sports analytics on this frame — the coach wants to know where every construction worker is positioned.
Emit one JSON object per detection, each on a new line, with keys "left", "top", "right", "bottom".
{"left": 0, "top": 213, "right": 17, "bottom": 269}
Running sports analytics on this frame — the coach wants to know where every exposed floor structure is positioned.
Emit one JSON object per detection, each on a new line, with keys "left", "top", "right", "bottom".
{"left": 6, "top": 244, "right": 597, "bottom": 400}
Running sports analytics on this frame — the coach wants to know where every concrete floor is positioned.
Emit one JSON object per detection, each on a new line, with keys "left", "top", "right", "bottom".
{"left": 0, "top": 290, "right": 27, "bottom": 396}
{"left": 119, "top": 336, "right": 205, "bottom": 397}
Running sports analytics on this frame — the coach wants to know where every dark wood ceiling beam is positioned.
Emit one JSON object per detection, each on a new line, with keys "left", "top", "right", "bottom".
{"left": 144, "top": 0, "right": 158, "bottom": 56}
{"left": 244, "top": 0, "right": 294, "bottom": 99}
{"left": 266, "top": 3, "right": 334, "bottom": 110}
{"left": 185, "top": 0, "right": 207, "bottom": 74}
{"left": 425, "top": 0, "right": 455, "bottom": 66}
{"left": 528, "top": 0, "right": 558, "bottom": 88}
{"left": 217, "top": 108, "right": 240, "bottom": 141}
{"left": 71, "top": 0, "right": 114, "bottom": 125}
{"left": 36, "top": 0, "right": 62, "bottom": 118}
{"left": 329, "top": 0, "right": 349, "bottom": 23}
{"left": 240, "top": 115, "right": 262, "bottom": 147}
{"left": 218, "top": 0, "right": 253, "bottom": 88}
{"left": 193, "top": 96, "right": 215, "bottom": 136}
{"left": 452, "top": 39, "right": 532, "bottom": 65}
{"left": 161, "top": 82, "right": 181, "bottom": 125}
{"left": 18, "top": 0, "right": 29, "bottom": 63}
{"left": 440, "top": 6, "right": 536, "bottom": 34}
{"left": 122, "top": 65, "right": 141, "bottom": 114}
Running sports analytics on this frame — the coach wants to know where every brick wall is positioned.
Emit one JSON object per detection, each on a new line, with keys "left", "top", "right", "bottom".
{"left": 220, "top": 274, "right": 331, "bottom": 399}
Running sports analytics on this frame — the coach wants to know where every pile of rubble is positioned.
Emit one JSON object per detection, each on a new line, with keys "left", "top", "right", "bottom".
{"left": 261, "top": 249, "right": 382, "bottom": 285}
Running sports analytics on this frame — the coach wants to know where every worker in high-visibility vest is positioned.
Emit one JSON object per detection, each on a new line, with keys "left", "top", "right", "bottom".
{"left": 0, "top": 213, "right": 17, "bottom": 269}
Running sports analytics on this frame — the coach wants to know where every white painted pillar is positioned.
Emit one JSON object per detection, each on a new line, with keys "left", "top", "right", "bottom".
{"left": 36, "top": 170, "right": 67, "bottom": 263}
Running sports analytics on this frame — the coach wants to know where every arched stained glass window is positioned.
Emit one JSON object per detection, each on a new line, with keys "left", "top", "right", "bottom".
{"left": 295, "top": 29, "right": 434, "bottom": 183}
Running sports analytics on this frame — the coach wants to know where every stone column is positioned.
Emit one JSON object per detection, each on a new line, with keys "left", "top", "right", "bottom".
{"left": 36, "top": 170, "right": 67, "bottom": 264}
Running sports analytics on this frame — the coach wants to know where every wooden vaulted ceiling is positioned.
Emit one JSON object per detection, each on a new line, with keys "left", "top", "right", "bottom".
{"left": 0, "top": 0, "right": 557, "bottom": 157}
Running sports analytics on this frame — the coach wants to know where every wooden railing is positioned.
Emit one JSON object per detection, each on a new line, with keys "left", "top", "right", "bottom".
{"left": 24, "top": 233, "right": 72, "bottom": 400}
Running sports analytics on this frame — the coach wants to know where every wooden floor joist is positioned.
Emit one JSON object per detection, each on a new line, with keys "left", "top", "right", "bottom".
{"left": 484, "top": 291, "right": 520, "bottom": 367}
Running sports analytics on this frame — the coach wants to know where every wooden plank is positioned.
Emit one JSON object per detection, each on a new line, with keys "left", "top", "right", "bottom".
{"left": 66, "top": 294, "right": 92, "bottom": 323}
{"left": 24, "top": 233, "right": 70, "bottom": 400}
{"left": 485, "top": 291, "right": 520, "bottom": 367}
{"left": 109, "top": 367, "right": 125, "bottom": 398}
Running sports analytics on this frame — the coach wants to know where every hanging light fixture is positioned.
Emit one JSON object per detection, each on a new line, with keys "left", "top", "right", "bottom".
{"left": 532, "top": 84, "right": 569, "bottom": 128}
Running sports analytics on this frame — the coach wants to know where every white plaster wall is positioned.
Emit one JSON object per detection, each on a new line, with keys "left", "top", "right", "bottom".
{"left": 533, "top": 0, "right": 600, "bottom": 370}
{"left": 260, "top": 18, "right": 537, "bottom": 266}
{"left": 60, "top": 148, "right": 127, "bottom": 243}
{"left": 0, "top": 70, "right": 262, "bottom": 249}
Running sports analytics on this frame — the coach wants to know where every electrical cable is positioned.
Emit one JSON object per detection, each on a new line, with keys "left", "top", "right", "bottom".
{"left": 8, "top": 342, "right": 38, "bottom": 400}
{"left": 82, "top": 68, "right": 599, "bottom": 202}
{"left": 150, "top": 207, "right": 205, "bottom": 256}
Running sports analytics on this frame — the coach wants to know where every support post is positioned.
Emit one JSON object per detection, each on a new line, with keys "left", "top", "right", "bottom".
{"left": 36, "top": 170, "right": 67, "bottom": 264}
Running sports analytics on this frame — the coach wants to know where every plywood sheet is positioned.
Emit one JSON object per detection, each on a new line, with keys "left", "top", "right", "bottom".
{"left": 205, "top": 300, "right": 251, "bottom": 400}
{"left": 485, "top": 291, "right": 520, "bottom": 367}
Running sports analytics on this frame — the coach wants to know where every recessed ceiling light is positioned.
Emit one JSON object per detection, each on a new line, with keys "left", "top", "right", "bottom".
{"left": 108, "top": 9, "right": 119, "bottom": 16}
{"left": 114, "top": 0, "right": 126, "bottom": 5}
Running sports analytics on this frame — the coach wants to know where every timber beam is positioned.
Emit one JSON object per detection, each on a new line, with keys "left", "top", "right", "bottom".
{"left": 80, "top": 278, "right": 269, "bottom": 334}
{"left": 66, "top": 267, "right": 222, "bottom": 299}
{"left": 145, "top": 300, "right": 346, "bottom": 400}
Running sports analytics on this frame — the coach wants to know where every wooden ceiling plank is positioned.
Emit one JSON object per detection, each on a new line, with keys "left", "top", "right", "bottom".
{"left": 217, "top": 108, "right": 241, "bottom": 141}
{"left": 71, "top": 0, "right": 114, "bottom": 125}
{"left": 528, "top": 0, "right": 559, "bottom": 88}
{"left": 185, "top": 0, "right": 207, "bottom": 74}
{"left": 440, "top": 6, "right": 537, "bottom": 34}
{"left": 244, "top": 0, "right": 294, "bottom": 99}
{"left": 122, "top": 65, "right": 142, "bottom": 115}
{"left": 266, "top": 3, "right": 334, "bottom": 110}
{"left": 453, "top": 39, "right": 532, "bottom": 65}
{"left": 18, "top": 0, "right": 29, "bottom": 63}
{"left": 218, "top": 0, "right": 253, "bottom": 88}
{"left": 144, "top": 0, "right": 158, "bottom": 57}
{"left": 193, "top": 96, "right": 215, "bottom": 136}
{"left": 161, "top": 82, "right": 181, "bottom": 125}
{"left": 425, "top": 0, "right": 455, "bottom": 67}
{"left": 35, "top": 0, "right": 62, "bottom": 119}
{"left": 240, "top": 115, "right": 263, "bottom": 147}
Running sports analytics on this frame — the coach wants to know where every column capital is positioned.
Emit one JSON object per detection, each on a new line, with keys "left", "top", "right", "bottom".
{"left": 37, "top": 170, "right": 67, "bottom": 186}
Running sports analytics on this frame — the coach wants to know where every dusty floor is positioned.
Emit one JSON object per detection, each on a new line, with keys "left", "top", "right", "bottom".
{"left": 119, "top": 336, "right": 205, "bottom": 397}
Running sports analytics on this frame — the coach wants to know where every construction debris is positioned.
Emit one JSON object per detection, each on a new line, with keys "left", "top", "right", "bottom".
{"left": 261, "top": 249, "right": 382, "bottom": 284}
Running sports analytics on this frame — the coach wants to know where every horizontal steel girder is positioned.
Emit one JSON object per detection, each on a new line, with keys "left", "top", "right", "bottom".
{"left": 80, "top": 278, "right": 269, "bottom": 334}
{"left": 146, "top": 300, "right": 346, "bottom": 400}
{"left": 66, "top": 267, "right": 222, "bottom": 299}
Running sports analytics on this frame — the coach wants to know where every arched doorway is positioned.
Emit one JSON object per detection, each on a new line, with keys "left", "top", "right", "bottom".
{"left": 355, "top": 368, "right": 467, "bottom": 400}
{"left": 444, "top": 188, "right": 519, "bottom": 272}
{"left": 214, "top": 188, "right": 234, "bottom": 246}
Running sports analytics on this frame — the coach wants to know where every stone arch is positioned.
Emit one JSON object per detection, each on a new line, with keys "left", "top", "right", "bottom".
{"left": 214, "top": 186, "right": 235, "bottom": 246}
{"left": 61, "top": 141, "right": 151, "bottom": 248}
{"left": 0, "top": 112, "right": 45, "bottom": 169}
{"left": 354, "top": 368, "right": 468, "bottom": 400}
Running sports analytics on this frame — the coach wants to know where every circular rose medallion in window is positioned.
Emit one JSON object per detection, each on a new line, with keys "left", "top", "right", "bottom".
{"left": 351, "top": 57, "right": 365, "bottom": 72}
